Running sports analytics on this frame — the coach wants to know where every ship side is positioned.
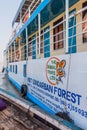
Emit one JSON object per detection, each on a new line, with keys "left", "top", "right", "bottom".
{"left": 3, "top": 0, "right": 87, "bottom": 129}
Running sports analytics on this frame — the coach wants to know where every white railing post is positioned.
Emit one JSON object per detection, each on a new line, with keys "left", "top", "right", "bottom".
{"left": 26, "top": 27, "right": 28, "bottom": 60}
{"left": 28, "top": 7, "right": 30, "bottom": 18}
{"left": 38, "top": 13, "right": 41, "bottom": 57}
{"left": 65, "top": 0, "right": 69, "bottom": 53}
{"left": 20, "top": 10, "right": 22, "bottom": 28}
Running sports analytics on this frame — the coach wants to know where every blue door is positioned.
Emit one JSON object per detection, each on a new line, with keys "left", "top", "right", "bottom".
{"left": 44, "top": 26, "right": 50, "bottom": 58}
{"left": 32, "top": 35, "right": 36, "bottom": 59}
{"left": 68, "top": 9, "right": 76, "bottom": 53}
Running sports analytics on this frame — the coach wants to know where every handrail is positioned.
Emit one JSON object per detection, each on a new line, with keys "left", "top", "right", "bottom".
{"left": 4, "top": 5, "right": 87, "bottom": 62}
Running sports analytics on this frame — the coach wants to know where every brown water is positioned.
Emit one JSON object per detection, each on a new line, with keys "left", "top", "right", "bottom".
{"left": 0, "top": 73, "right": 20, "bottom": 97}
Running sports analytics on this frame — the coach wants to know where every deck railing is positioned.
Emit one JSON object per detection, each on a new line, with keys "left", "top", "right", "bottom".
{"left": 6, "top": 6, "right": 87, "bottom": 63}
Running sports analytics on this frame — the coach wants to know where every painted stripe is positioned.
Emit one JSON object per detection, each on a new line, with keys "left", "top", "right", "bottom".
{"left": 7, "top": 75, "right": 55, "bottom": 113}
{"left": 4, "top": 67, "right": 9, "bottom": 72}
{"left": 27, "top": 93, "right": 55, "bottom": 114}
{"left": 1, "top": 76, "right": 83, "bottom": 129}
{"left": 8, "top": 75, "right": 21, "bottom": 91}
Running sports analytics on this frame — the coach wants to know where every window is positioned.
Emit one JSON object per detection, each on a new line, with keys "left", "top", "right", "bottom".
{"left": 13, "top": 65, "right": 14, "bottom": 73}
{"left": 10, "top": 65, "right": 12, "bottom": 72}
{"left": 23, "top": 64, "right": 26, "bottom": 77}
{"left": 53, "top": 18, "right": 64, "bottom": 50}
{"left": 82, "top": 1, "right": 87, "bottom": 43}
{"left": 28, "top": 16, "right": 38, "bottom": 36}
{"left": 44, "top": 26, "right": 50, "bottom": 58}
{"left": 15, "top": 65, "right": 17, "bottom": 74}
{"left": 32, "top": 35, "right": 36, "bottom": 59}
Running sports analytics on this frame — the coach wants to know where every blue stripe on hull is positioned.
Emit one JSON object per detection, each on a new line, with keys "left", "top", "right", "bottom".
{"left": 8, "top": 75, "right": 55, "bottom": 114}
{"left": 8, "top": 75, "right": 21, "bottom": 91}
{"left": 5, "top": 76, "right": 83, "bottom": 130}
{"left": 27, "top": 93, "right": 55, "bottom": 114}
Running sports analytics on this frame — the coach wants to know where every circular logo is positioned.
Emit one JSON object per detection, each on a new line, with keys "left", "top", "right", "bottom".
{"left": 46, "top": 57, "right": 66, "bottom": 85}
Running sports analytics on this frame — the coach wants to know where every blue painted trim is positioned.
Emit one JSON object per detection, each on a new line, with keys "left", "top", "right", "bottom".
{"left": 6, "top": 75, "right": 55, "bottom": 114}
{"left": 20, "top": 0, "right": 50, "bottom": 32}
{"left": 6, "top": 76, "right": 56, "bottom": 114}
{"left": 4, "top": 67, "right": 9, "bottom": 72}
{"left": 27, "top": 93, "right": 55, "bottom": 114}
{"left": 8, "top": 75, "right": 21, "bottom": 91}
{"left": 9, "top": 0, "right": 51, "bottom": 47}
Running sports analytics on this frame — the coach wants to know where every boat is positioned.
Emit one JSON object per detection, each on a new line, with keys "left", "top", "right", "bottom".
{"left": 3, "top": 0, "right": 87, "bottom": 129}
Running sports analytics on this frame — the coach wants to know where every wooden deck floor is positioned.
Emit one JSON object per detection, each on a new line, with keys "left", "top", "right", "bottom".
{"left": 0, "top": 101, "right": 44, "bottom": 130}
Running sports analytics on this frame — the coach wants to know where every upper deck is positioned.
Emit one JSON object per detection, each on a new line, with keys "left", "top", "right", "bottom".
{"left": 12, "top": 0, "right": 42, "bottom": 27}
{"left": 4, "top": 0, "right": 87, "bottom": 63}
{"left": 9, "top": 0, "right": 43, "bottom": 45}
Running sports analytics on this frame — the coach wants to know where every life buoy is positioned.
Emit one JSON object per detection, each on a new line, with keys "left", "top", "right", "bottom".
{"left": 16, "top": 50, "right": 20, "bottom": 61}
{"left": 21, "top": 84, "right": 27, "bottom": 97}
{"left": 23, "top": 13, "right": 28, "bottom": 23}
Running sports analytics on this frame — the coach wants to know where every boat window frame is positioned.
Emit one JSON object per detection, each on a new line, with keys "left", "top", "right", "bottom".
{"left": 10, "top": 65, "right": 12, "bottom": 72}
{"left": 13, "top": 65, "right": 14, "bottom": 73}
{"left": 15, "top": 65, "right": 18, "bottom": 74}
{"left": 23, "top": 64, "right": 26, "bottom": 77}
{"left": 53, "top": 17, "right": 64, "bottom": 50}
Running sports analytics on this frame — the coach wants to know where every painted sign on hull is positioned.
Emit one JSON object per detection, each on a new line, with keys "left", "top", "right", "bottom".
{"left": 27, "top": 53, "right": 87, "bottom": 130}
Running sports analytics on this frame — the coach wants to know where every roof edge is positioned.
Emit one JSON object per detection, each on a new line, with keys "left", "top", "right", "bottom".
{"left": 12, "top": 0, "right": 26, "bottom": 27}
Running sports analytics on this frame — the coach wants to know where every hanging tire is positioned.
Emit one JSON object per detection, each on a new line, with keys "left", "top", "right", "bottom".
{"left": 21, "top": 84, "right": 27, "bottom": 97}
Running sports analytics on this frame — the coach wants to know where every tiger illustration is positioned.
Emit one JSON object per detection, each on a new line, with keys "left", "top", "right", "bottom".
{"left": 56, "top": 60, "right": 66, "bottom": 84}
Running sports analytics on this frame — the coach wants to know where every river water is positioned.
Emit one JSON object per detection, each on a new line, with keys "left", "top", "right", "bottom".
{"left": 0, "top": 73, "right": 20, "bottom": 97}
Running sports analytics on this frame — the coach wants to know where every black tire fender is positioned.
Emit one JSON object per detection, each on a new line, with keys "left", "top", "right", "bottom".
{"left": 21, "top": 84, "right": 27, "bottom": 97}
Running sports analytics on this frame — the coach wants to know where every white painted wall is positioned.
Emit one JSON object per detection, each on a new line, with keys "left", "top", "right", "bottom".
{"left": 8, "top": 60, "right": 26, "bottom": 86}
{"left": 8, "top": 52, "right": 87, "bottom": 130}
